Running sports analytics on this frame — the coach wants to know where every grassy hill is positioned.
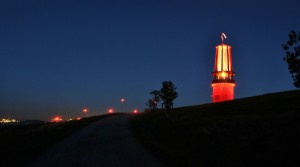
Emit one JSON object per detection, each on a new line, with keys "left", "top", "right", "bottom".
{"left": 131, "top": 90, "right": 300, "bottom": 167}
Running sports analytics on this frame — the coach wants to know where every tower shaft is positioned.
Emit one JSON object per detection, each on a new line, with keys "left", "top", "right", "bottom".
{"left": 211, "top": 33, "right": 235, "bottom": 102}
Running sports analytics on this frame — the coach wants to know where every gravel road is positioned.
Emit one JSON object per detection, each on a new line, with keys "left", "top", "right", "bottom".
{"left": 29, "top": 114, "right": 164, "bottom": 167}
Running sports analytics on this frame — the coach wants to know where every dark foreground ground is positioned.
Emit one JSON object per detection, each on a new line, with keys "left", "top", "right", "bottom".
{"left": 30, "top": 114, "right": 163, "bottom": 167}
{"left": 131, "top": 90, "right": 300, "bottom": 167}
{"left": 0, "top": 114, "right": 115, "bottom": 166}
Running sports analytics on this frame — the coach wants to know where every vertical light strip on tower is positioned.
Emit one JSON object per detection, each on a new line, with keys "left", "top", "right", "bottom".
{"left": 211, "top": 33, "right": 235, "bottom": 102}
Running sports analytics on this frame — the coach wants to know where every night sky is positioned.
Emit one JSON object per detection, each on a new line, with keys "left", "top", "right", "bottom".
{"left": 0, "top": 0, "right": 299, "bottom": 121}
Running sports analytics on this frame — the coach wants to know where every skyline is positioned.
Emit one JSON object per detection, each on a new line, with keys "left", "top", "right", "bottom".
{"left": 0, "top": 0, "right": 299, "bottom": 120}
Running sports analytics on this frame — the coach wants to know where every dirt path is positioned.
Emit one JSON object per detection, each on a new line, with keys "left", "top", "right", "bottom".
{"left": 29, "top": 114, "right": 164, "bottom": 167}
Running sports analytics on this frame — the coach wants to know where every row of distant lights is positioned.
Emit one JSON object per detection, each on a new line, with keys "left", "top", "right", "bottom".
{"left": 85, "top": 98, "right": 139, "bottom": 114}
{"left": 51, "top": 98, "right": 139, "bottom": 122}
{"left": 107, "top": 108, "right": 139, "bottom": 114}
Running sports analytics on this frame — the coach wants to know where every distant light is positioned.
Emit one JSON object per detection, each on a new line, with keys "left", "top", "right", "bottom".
{"left": 133, "top": 109, "right": 139, "bottom": 114}
{"left": 121, "top": 98, "right": 125, "bottom": 103}
{"left": 52, "top": 116, "right": 63, "bottom": 122}
{"left": 0, "top": 118, "right": 19, "bottom": 123}
{"left": 108, "top": 108, "right": 114, "bottom": 114}
{"left": 83, "top": 108, "right": 88, "bottom": 113}
{"left": 77, "top": 117, "right": 81, "bottom": 120}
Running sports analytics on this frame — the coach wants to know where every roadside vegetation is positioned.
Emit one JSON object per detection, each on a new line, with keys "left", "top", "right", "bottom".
{"left": 282, "top": 30, "right": 300, "bottom": 88}
{"left": 146, "top": 81, "right": 178, "bottom": 112}
{"left": 131, "top": 90, "right": 300, "bottom": 167}
{"left": 0, "top": 113, "right": 119, "bottom": 167}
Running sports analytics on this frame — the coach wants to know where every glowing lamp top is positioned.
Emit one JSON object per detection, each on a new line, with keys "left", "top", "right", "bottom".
{"left": 214, "top": 33, "right": 233, "bottom": 72}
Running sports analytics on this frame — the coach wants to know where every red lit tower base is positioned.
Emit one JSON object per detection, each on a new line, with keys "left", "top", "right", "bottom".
{"left": 211, "top": 33, "right": 235, "bottom": 102}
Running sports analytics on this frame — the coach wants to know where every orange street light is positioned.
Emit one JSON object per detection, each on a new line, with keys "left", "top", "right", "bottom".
{"left": 52, "top": 116, "right": 63, "bottom": 122}
{"left": 108, "top": 108, "right": 114, "bottom": 114}
{"left": 83, "top": 108, "right": 88, "bottom": 113}
{"left": 133, "top": 109, "right": 139, "bottom": 114}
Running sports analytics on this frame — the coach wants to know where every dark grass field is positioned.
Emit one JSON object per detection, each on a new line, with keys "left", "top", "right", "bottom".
{"left": 0, "top": 113, "right": 119, "bottom": 167}
{"left": 131, "top": 90, "right": 300, "bottom": 167}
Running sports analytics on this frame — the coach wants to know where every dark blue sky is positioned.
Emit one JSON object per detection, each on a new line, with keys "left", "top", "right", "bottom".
{"left": 0, "top": 0, "right": 299, "bottom": 120}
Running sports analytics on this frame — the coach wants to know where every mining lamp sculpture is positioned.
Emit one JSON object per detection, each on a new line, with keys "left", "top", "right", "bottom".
{"left": 211, "top": 33, "right": 235, "bottom": 102}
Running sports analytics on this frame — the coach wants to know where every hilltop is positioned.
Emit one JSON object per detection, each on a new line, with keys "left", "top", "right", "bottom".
{"left": 131, "top": 90, "right": 300, "bottom": 167}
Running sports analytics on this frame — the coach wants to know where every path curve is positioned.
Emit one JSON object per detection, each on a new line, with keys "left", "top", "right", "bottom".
{"left": 30, "top": 114, "right": 164, "bottom": 167}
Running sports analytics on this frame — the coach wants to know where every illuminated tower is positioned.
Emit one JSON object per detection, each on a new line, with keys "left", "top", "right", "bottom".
{"left": 211, "top": 33, "right": 235, "bottom": 102}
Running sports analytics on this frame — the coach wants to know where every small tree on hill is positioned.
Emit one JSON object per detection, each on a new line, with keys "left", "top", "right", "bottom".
{"left": 150, "top": 90, "right": 161, "bottom": 110}
{"left": 282, "top": 30, "right": 300, "bottom": 88}
{"left": 145, "top": 99, "right": 155, "bottom": 111}
{"left": 160, "top": 81, "right": 178, "bottom": 111}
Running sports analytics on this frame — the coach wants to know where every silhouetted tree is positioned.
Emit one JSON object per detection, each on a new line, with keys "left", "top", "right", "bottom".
{"left": 160, "top": 81, "right": 178, "bottom": 111}
{"left": 145, "top": 99, "right": 154, "bottom": 109}
{"left": 150, "top": 90, "right": 161, "bottom": 110}
{"left": 282, "top": 30, "right": 300, "bottom": 88}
